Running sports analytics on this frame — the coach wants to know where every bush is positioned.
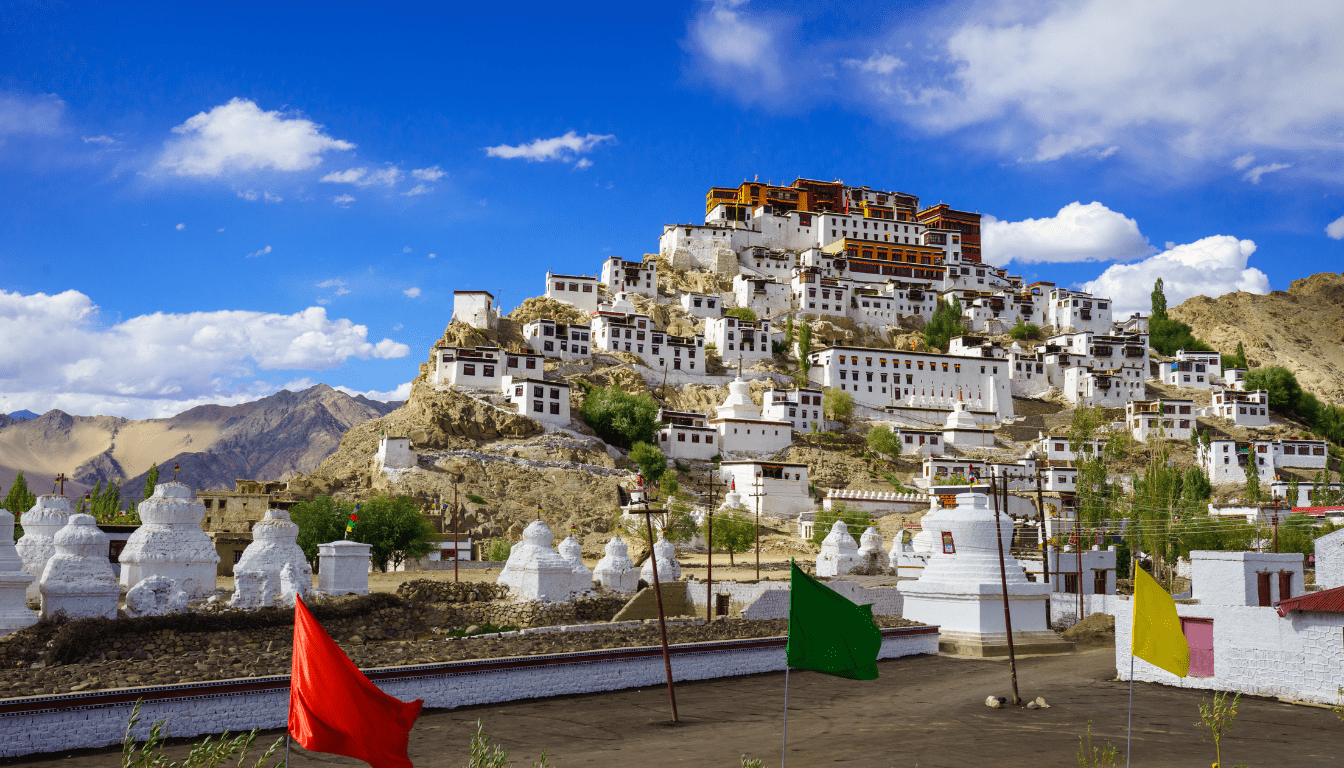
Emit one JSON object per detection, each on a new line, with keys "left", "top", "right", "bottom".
{"left": 1148, "top": 315, "right": 1213, "bottom": 357}
{"left": 923, "top": 295, "right": 965, "bottom": 352}
{"left": 466, "top": 493, "right": 487, "bottom": 505}
{"left": 1244, "top": 366, "right": 1303, "bottom": 412}
{"left": 725, "top": 306, "right": 757, "bottom": 322}
{"left": 824, "top": 387, "right": 855, "bottom": 421}
{"left": 1008, "top": 317, "right": 1040, "bottom": 340}
{"left": 290, "top": 494, "right": 437, "bottom": 572}
{"left": 704, "top": 509, "right": 755, "bottom": 565}
{"left": 578, "top": 383, "right": 662, "bottom": 449}
{"left": 483, "top": 538, "right": 513, "bottom": 562}
{"left": 629, "top": 441, "right": 667, "bottom": 485}
{"left": 866, "top": 425, "right": 901, "bottom": 458}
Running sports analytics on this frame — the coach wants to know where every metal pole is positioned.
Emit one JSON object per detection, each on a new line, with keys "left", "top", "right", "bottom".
{"left": 1035, "top": 466, "right": 1048, "bottom": 585}
{"left": 1077, "top": 520, "right": 1084, "bottom": 626}
{"left": 643, "top": 497, "right": 679, "bottom": 723}
{"left": 991, "top": 477, "right": 1021, "bottom": 706}
{"left": 1125, "top": 652, "right": 1134, "bottom": 768}
{"left": 453, "top": 482, "right": 460, "bottom": 582}
{"left": 780, "top": 666, "right": 790, "bottom": 768}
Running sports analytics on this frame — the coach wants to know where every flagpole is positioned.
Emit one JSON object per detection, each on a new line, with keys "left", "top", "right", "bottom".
{"left": 780, "top": 666, "right": 790, "bottom": 768}
{"left": 991, "top": 476, "right": 1021, "bottom": 706}
{"left": 1125, "top": 652, "right": 1134, "bottom": 768}
{"left": 285, "top": 732, "right": 291, "bottom": 767}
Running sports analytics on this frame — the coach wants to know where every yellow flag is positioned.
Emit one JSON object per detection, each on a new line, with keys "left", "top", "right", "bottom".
{"left": 1131, "top": 567, "right": 1190, "bottom": 678}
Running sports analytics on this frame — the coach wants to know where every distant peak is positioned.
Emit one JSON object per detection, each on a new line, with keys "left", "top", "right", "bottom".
{"left": 7, "top": 410, "right": 40, "bottom": 420}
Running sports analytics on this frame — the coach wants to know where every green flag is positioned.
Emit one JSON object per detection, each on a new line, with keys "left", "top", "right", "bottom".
{"left": 785, "top": 560, "right": 883, "bottom": 680}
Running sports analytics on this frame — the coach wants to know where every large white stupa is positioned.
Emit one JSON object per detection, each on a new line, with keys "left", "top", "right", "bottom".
{"left": 898, "top": 492, "right": 1071, "bottom": 656}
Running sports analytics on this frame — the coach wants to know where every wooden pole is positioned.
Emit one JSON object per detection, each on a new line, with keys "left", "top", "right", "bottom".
{"left": 755, "top": 471, "right": 762, "bottom": 580}
{"left": 642, "top": 490, "right": 679, "bottom": 722}
{"left": 1035, "top": 466, "right": 1048, "bottom": 585}
{"left": 991, "top": 477, "right": 1021, "bottom": 706}
{"left": 707, "top": 468, "right": 716, "bottom": 622}
{"left": 453, "top": 482, "right": 460, "bottom": 582}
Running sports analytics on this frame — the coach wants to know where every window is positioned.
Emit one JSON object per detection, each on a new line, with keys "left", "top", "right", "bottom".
{"left": 691, "top": 434, "right": 700, "bottom": 443}
{"left": 550, "top": 388, "right": 560, "bottom": 399}
{"left": 508, "top": 356, "right": 519, "bottom": 367}
{"left": 582, "top": 284, "right": 593, "bottom": 293}
{"left": 533, "top": 385, "right": 544, "bottom": 397}
{"left": 463, "top": 364, "right": 476, "bottom": 376}
{"left": 550, "top": 402, "right": 560, "bottom": 415}
{"left": 544, "top": 341, "right": 554, "bottom": 352}
{"left": 533, "top": 400, "right": 543, "bottom": 413}
{"left": 554, "top": 281, "right": 564, "bottom": 291}
{"left": 526, "top": 358, "right": 537, "bottom": 369}
{"left": 706, "top": 435, "right": 713, "bottom": 444}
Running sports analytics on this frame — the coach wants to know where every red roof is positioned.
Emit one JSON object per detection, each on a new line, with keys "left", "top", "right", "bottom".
{"left": 1276, "top": 585, "right": 1344, "bottom": 617}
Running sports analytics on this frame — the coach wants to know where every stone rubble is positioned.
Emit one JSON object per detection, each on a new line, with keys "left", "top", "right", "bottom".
{"left": 123, "top": 575, "right": 190, "bottom": 618}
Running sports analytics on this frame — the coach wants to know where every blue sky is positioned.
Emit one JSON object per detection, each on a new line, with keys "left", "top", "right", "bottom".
{"left": 2, "top": 0, "right": 1343, "bottom": 418}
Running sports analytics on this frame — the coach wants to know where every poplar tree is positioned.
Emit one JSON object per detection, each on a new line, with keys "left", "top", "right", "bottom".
{"left": 2, "top": 472, "right": 36, "bottom": 516}
{"left": 144, "top": 463, "right": 160, "bottom": 499}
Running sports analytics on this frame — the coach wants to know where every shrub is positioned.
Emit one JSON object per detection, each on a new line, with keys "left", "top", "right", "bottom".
{"left": 866, "top": 425, "right": 901, "bottom": 458}
{"left": 725, "top": 306, "right": 757, "bottom": 322}
{"left": 466, "top": 493, "right": 487, "bottom": 505}
{"left": 924, "top": 295, "right": 965, "bottom": 351}
{"left": 1008, "top": 317, "right": 1040, "bottom": 340}
{"left": 483, "top": 538, "right": 513, "bottom": 562}
{"left": 629, "top": 441, "right": 667, "bottom": 485}
{"left": 824, "top": 387, "right": 855, "bottom": 421}
{"left": 578, "top": 383, "right": 662, "bottom": 449}
{"left": 1244, "top": 366, "right": 1302, "bottom": 412}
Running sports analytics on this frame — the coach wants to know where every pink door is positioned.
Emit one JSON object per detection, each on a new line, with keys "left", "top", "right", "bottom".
{"left": 1182, "top": 618, "right": 1214, "bottom": 677}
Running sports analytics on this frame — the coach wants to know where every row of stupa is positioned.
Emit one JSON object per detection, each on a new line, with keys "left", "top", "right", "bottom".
{"left": 497, "top": 519, "right": 679, "bottom": 601}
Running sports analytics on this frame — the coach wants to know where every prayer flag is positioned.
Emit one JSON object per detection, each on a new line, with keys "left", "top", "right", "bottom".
{"left": 785, "top": 560, "right": 882, "bottom": 680}
{"left": 290, "top": 596, "right": 423, "bottom": 767}
{"left": 1131, "top": 567, "right": 1190, "bottom": 678}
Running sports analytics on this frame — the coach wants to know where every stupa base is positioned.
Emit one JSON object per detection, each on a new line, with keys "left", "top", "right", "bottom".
{"left": 937, "top": 629, "right": 1075, "bottom": 658}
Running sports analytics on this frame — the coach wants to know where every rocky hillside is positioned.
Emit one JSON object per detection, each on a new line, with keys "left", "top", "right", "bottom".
{"left": 0, "top": 384, "right": 400, "bottom": 496}
{"left": 1170, "top": 271, "right": 1344, "bottom": 406}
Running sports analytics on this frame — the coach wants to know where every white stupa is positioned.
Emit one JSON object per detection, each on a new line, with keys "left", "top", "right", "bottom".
{"left": 0, "top": 507, "right": 37, "bottom": 636}
{"left": 557, "top": 535, "right": 594, "bottom": 594}
{"left": 233, "top": 509, "right": 311, "bottom": 603}
{"left": 897, "top": 492, "right": 1069, "bottom": 656}
{"left": 816, "top": 520, "right": 861, "bottom": 577}
{"left": 16, "top": 495, "right": 72, "bottom": 602}
{"left": 497, "top": 520, "right": 579, "bottom": 602}
{"left": 640, "top": 532, "right": 682, "bottom": 583}
{"left": 856, "top": 526, "right": 888, "bottom": 567}
{"left": 593, "top": 534, "right": 638, "bottom": 592}
{"left": 39, "top": 514, "right": 120, "bottom": 620}
{"left": 715, "top": 377, "right": 762, "bottom": 421}
{"left": 941, "top": 397, "right": 985, "bottom": 447}
{"left": 119, "top": 482, "right": 220, "bottom": 599}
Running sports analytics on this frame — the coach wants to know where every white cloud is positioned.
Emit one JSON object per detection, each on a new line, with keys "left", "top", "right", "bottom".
{"left": 1082, "top": 235, "right": 1269, "bottom": 315}
{"left": 573, "top": 158, "right": 592, "bottom": 170}
{"left": 175, "top": 223, "right": 185, "bottom": 231}
{"left": 332, "top": 194, "right": 355, "bottom": 206}
{"left": 982, "top": 202, "right": 1154, "bottom": 266}
{"left": 320, "top": 165, "right": 401, "bottom": 187}
{"left": 218, "top": 228, "right": 225, "bottom": 232}
{"left": 402, "top": 246, "right": 412, "bottom": 253}
{"left": 392, "top": 323, "right": 404, "bottom": 331}
{"left": 316, "top": 278, "right": 346, "bottom": 289}
{"left": 1242, "top": 162, "right": 1290, "bottom": 184}
{"left": 402, "top": 184, "right": 432, "bottom": 196}
{"left": 403, "top": 287, "right": 421, "bottom": 298}
{"left": 843, "top": 53, "right": 903, "bottom": 75}
{"left": 0, "top": 92, "right": 63, "bottom": 141}
{"left": 0, "top": 289, "right": 409, "bottom": 419}
{"left": 157, "top": 98, "right": 354, "bottom": 177}
{"left": 427, "top": 253, "right": 436, "bottom": 259}
{"left": 333, "top": 380, "right": 412, "bottom": 403}
{"left": 484, "top": 131, "right": 615, "bottom": 163}
{"left": 1326, "top": 215, "right": 1344, "bottom": 240}
{"left": 1232, "top": 154, "right": 1256, "bottom": 170}
{"left": 245, "top": 245, "right": 272, "bottom": 259}
{"left": 81, "top": 135, "right": 119, "bottom": 147}
{"left": 685, "top": 0, "right": 786, "bottom": 101}
{"left": 412, "top": 166, "right": 445, "bottom": 181}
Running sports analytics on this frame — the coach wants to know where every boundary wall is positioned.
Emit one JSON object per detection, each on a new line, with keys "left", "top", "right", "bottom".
{"left": 0, "top": 626, "right": 937, "bottom": 757}
{"left": 682, "top": 578, "right": 904, "bottom": 620}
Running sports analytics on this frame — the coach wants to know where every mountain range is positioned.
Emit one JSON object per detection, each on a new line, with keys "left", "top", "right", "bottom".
{"left": 0, "top": 385, "right": 400, "bottom": 499}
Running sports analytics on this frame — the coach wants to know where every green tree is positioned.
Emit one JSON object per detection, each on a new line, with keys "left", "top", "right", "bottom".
{"left": 705, "top": 509, "right": 756, "bottom": 566}
{"left": 1008, "top": 317, "right": 1040, "bottom": 340}
{"left": 1182, "top": 466, "right": 1211, "bottom": 503}
{"left": 354, "top": 495, "right": 438, "bottom": 571}
{"left": 143, "top": 463, "right": 160, "bottom": 499}
{"left": 1130, "top": 444, "right": 1185, "bottom": 588}
{"left": 290, "top": 495, "right": 352, "bottom": 564}
{"left": 1173, "top": 516, "right": 1256, "bottom": 559}
{"left": 1147, "top": 279, "right": 1216, "bottom": 356}
{"left": 784, "top": 314, "right": 795, "bottom": 349}
{"left": 725, "top": 306, "right": 756, "bottom": 322}
{"left": 628, "top": 441, "right": 667, "bottom": 486}
{"left": 1222, "top": 341, "right": 1248, "bottom": 371}
{"left": 866, "top": 425, "right": 901, "bottom": 458}
{"left": 1, "top": 471, "right": 36, "bottom": 517}
{"left": 1151, "top": 278, "right": 1167, "bottom": 319}
{"left": 1275, "top": 515, "right": 1337, "bottom": 557}
{"left": 1245, "top": 464, "right": 1261, "bottom": 502}
{"left": 577, "top": 384, "right": 663, "bottom": 449}
{"left": 91, "top": 480, "right": 122, "bottom": 519}
{"left": 810, "top": 502, "right": 872, "bottom": 547}
{"left": 797, "top": 319, "right": 813, "bottom": 380}
{"left": 823, "top": 387, "right": 854, "bottom": 422}
{"left": 923, "top": 295, "right": 965, "bottom": 352}
{"left": 1244, "top": 366, "right": 1302, "bottom": 413}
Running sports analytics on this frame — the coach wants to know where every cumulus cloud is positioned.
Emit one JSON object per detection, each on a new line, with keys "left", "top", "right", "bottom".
{"left": 1242, "top": 162, "right": 1290, "bottom": 184}
{"left": 412, "top": 166, "right": 445, "bottom": 181}
{"left": 0, "top": 92, "right": 64, "bottom": 141}
{"left": 401, "top": 184, "right": 431, "bottom": 196}
{"left": 0, "top": 289, "right": 409, "bottom": 419}
{"left": 1326, "top": 215, "right": 1344, "bottom": 240}
{"left": 157, "top": 98, "right": 354, "bottom": 177}
{"left": 685, "top": 0, "right": 787, "bottom": 101}
{"left": 403, "top": 287, "right": 421, "bottom": 298}
{"left": 320, "top": 165, "right": 401, "bottom": 187}
{"left": 1082, "top": 236, "right": 1269, "bottom": 315}
{"left": 245, "top": 245, "right": 272, "bottom": 259}
{"left": 484, "top": 131, "right": 614, "bottom": 164}
{"left": 843, "top": 53, "right": 903, "bottom": 75}
{"left": 982, "top": 202, "right": 1154, "bottom": 266}
{"left": 333, "top": 380, "right": 413, "bottom": 403}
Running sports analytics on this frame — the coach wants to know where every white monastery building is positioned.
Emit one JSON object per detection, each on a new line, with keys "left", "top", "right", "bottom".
{"left": 504, "top": 377, "right": 571, "bottom": 426}
{"left": 1127, "top": 399, "right": 1195, "bottom": 443}
{"left": 451, "top": 290, "right": 500, "bottom": 331}
{"left": 601, "top": 257, "right": 658, "bottom": 297}
{"left": 544, "top": 272, "right": 600, "bottom": 314}
{"left": 761, "top": 387, "right": 823, "bottom": 433}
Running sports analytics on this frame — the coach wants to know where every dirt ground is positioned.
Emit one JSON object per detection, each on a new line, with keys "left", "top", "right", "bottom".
{"left": 14, "top": 648, "right": 1343, "bottom": 767}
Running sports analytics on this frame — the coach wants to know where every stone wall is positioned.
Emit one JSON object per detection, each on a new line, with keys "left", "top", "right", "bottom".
{"left": 609, "top": 582, "right": 689, "bottom": 622}
{"left": 681, "top": 577, "right": 904, "bottom": 621}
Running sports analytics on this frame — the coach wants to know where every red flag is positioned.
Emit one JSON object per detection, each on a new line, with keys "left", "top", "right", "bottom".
{"left": 289, "top": 596, "right": 423, "bottom": 767}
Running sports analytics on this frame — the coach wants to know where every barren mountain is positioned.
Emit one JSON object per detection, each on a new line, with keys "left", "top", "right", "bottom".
{"left": 0, "top": 385, "right": 400, "bottom": 497}
{"left": 1170, "top": 271, "right": 1344, "bottom": 406}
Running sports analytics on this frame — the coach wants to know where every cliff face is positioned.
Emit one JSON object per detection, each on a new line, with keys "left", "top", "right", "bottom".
{"left": 0, "top": 385, "right": 401, "bottom": 495}
{"left": 1169, "top": 272, "right": 1344, "bottom": 406}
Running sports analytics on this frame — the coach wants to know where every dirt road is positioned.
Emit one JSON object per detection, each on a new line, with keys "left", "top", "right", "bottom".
{"left": 12, "top": 647, "right": 1342, "bottom": 767}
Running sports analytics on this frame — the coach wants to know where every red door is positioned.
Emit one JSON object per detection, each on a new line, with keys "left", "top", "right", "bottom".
{"left": 1182, "top": 618, "right": 1214, "bottom": 678}
{"left": 1257, "top": 572, "right": 1272, "bottom": 607}
{"left": 1278, "top": 571, "right": 1293, "bottom": 601}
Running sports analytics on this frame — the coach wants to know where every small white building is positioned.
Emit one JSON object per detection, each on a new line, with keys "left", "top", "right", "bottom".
{"left": 655, "top": 409, "right": 718, "bottom": 460}
{"left": 1046, "top": 288, "right": 1112, "bottom": 334}
{"left": 1210, "top": 388, "right": 1269, "bottom": 427}
{"left": 1161, "top": 350, "right": 1222, "bottom": 389}
{"left": 680, "top": 292, "right": 723, "bottom": 318}
{"left": 1034, "top": 432, "right": 1108, "bottom": 463}
{"left": 451, "top": 290, "right": 500, "bottom": 331}
{"left": 601, "top": 256, "right": 658, "bottom": 297}
{"left": 717, "top": 460, "right": 812, "bottom": 520}
{"left": 523, "top": 318, "right": 592, "bottom": 360}
{"left": 1223, "top": 368, "right": 1248, "bottom": 390}
{"left": 1046, "top": 546, "right": 1117, "bottom": 596}
{"left": 1065, "top": 367, "right": 1139, "bottom": 408}
{"left": 1193, "top": 550, "right": 1304, "bottom": 608}
{"left": 544, "top": 272, "right": 600, "bottom": 314}
{"left": 899, "top": 428, "right": 945, "bottom": 456}
{"left": 761, "top": 387, "right": 823, "bottom": 433}
{"left": 431, "top": 346, "right": 544, "bottom": 390}
{"left": 808, "top": 345, "right": 1013, "bottom": 420}
{"left": 503, "top": 377, "right": 571, "bottom": 426}
{"left": 373, "top": 436, "right": 416, "bottom": 474}
{"left": 941, "top": 400, "right": 995, "bottom": 450}
{"left": 710, "top": 377, "right": 793, "bottom": 455}
{"left": 1126, "top": 398, "right": 1195, "bottom": 443}
{"left": 734, "top": 275, "right": 792, "bottom": 318}
{"left": 1200, "top": 437, "right": 1330, "bottom": 486}
{"left": 705, "top": 316, "right": 775, "bottom": 365}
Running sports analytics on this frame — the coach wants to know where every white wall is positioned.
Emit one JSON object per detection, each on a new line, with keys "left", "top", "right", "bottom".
{"left": 544, "top": 273, "right": 599, "bottom": 314}
{"left": 1191, "top": 550, "right": 1304, "bottom": 607}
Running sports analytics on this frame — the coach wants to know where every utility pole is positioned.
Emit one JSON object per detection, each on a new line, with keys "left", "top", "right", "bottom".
{"left": 55, "top": 473, "right": 67, "bottom": 496}
{"left": 1273, "top": 509, "right": 1279, "bottom": 554}
{"left": 453, "top": 482, "right": 460, "bottom": 583}
{"left": 755, "top": 471, "right": 763, "bottom": 580}
{"left": 1033, "top": 467, "right": 1049, "bottom": 585}
{"left": 991, "top": 476, "right": 1021, "bottom": 706}
{"left": 636, "top": 476, "right": 679, "bottom": 722}
{"left": 707, "top": 466, "right": 718, "bottom": 622}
